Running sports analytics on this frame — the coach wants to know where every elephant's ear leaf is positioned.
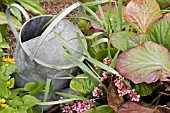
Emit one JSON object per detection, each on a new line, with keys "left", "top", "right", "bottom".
{"left": 124, "top": 0, "right": 162, "bottom": 33}
{"left": 116, "top": 41, "right": 170, "bottom": 84}
{"left": 147, "top": 16, "right": 170, "bottom": 51}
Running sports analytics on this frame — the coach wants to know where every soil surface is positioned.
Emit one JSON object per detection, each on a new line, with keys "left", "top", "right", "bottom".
{"left": 6, "top": 0, "right": 76, "bottom": 57}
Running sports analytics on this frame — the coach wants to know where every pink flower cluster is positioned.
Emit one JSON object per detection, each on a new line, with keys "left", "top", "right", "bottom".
{"left": 60, "top": 99, "right": 95, "bottom": 113}
{"left": 103, "top": 57, "right": 111, "bottom": 65}
{"left": 114, "top": 77, "right": 140, "bottom": 102}
{"left": 92, "top": 84, "right": 103, "bottom": 98}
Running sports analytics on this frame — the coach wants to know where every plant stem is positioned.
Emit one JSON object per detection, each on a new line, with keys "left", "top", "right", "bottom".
{"left": 117, "top": 0, "right": 123, "bottom": 31}
{"left": 161, "top": 10, "right": 170, "bottom": 13}
{"left": 150, "top": 93, "right": 162, "bottom": 105}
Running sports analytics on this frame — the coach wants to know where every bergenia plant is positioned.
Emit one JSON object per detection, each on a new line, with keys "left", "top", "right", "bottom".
{"left": 38, "top": 0, "right": 170, "bottom": 113}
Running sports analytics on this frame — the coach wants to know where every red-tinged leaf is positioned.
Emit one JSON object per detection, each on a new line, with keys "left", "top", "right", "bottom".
{"left": 116, "top": 41, "right": 170, "bottom": 84}
{"left": 124, "top": 0, "right": 162, "bottom": 33}
{"left": 118, "top": 102, "right": 159, "bottom": 113}
{"left": 107, "top": 81, "right": 124, "bottom": 112}
{"left": 110, "top": 31, "right": 147, "bottom": 51}
{"left": 156, "top": 106, "right": 170, "bottom": 113}
{"left": 164, "top": 83, "right": 170, "bottom": 91}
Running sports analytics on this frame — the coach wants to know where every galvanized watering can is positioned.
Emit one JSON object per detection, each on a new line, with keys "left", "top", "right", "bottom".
{"left": 6, "top": 3, "right": 85, "bottom": 96}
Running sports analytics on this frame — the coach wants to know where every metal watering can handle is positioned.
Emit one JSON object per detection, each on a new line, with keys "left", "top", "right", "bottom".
{"left": 6, "top": 4, "right": 30, "bottom": 42}
{"left": 29, "top": 2, "right": 81, "bottom": 61}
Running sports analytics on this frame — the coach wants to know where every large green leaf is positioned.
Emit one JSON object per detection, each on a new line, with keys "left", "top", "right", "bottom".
{"left": 0, "top": 107, "right": 16, "bottom": 113}
{"left": 0, "top": 24, "right": 8, "bottom": 40}
{"left": 0, "top": 25, "right": 10, "bottom": 49}
{"left": 70, "top": 74, "right": 96, "bottom": 96}
{"left": 22, "top": 95, "right": 40, "bottom": 109}
{"left": 133, "top": 83, "right": 157, "bottom": 96}
{"left": 156, "top": 0, "right": 170, "bottom": 9}
{"left": 84, "top": 105, "right": 115, "bottom": 113}
{"left": 9, "top": 96, "right": 23, "bottom": 108}
{"left": 124, "top": 0, "right": 162, "bottom": 33}
{"left": 0, "top": 12, "right": 21, "bottom": 29}
{"left": 10, "top": 7, "right": 22, "bottom": 21}
{"left": 110, "top": 32, "right": 146, "bottom": 51}
{"left": 27, "top": 105, "right": 41, "bottom": 113}
{"left": 0, "top": 78, "right": 10, "bottom": 98}
{"left": 5, "top": 64, "right": 18, "bottom": 76}
{"left": 116, "top": 41, "right": 170, "bottom": 84}
{"left": 147, "top": 16, "right": 170, "bottom": 51}
{"left": 24, "top": 82, "right": 45, "bottom": 96}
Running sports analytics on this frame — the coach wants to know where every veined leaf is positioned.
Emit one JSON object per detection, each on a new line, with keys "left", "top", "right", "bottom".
{"left": 124, "top": 0, "right": 162, "bottom": 33}
{"left": 24, "top": 82, "right": 45, "bottom": 96}
{"left": 133, "top": 83, "right": 157, "bottom": 96}
{"left": 118, "top": 102, "right": 159, "bottom": 113}
{"left": 157, "top": 0, "right": 170, "bottom": 9}
{"left": 116, "top": 41, "right": 170, "bottom": 83}
{"left": 110, "top": 31, "right": 146, "bottom": 51}
{"left": 69, "top": 74, "right": 96, "bottom": 96}
{"left": 147, "top": 16, "right": 170, "bottom": 51}
{"left": 22, "top": 95, "right": 40, "bottom": 109}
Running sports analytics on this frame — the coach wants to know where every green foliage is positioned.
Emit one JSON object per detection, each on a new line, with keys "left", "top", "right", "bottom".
{"left": 110, "top": 31, "right": 140, "bottom": 51}
{"left": 147, "top": 16, "right": 170, "bottom": 51}
{"left": 0, "top": 0, "right": 46, "bottom": 56}
{"left": 94, "top": 48, "right": 117, "bottom": 62}
{"left": 133, "top": 83, "right": 157, "bottom": 96}
{"left": 24, "top": 82, "right": 45, "bottom": 96}
{"left": 156, "top": 0, "right": 170, "bottom": 9}
{"left": 56, "top": 0, "right": 170, "bottom": 112}
{"left": 84, "top": 105, "right": 115, "bottom": 113}
{"left": 70, "top": 74, "right": 96, "bottom": 97}
{"left": 0, "top": 56, "right": 44, "bottom": 113}
{"left": 124, "top": 0, "right": 163, "bottom": 33}
{"left": 116, "top": 41, "right": 170, "bottom": 84}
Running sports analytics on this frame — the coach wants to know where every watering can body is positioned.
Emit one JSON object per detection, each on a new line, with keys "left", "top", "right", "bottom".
{"left": 6, "top": 3, "right": 85, "bottom": 100}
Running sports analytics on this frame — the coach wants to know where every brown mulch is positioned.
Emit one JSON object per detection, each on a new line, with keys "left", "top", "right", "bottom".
{"left": 6, "top": 0, "right": 76, "bottom": 57}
